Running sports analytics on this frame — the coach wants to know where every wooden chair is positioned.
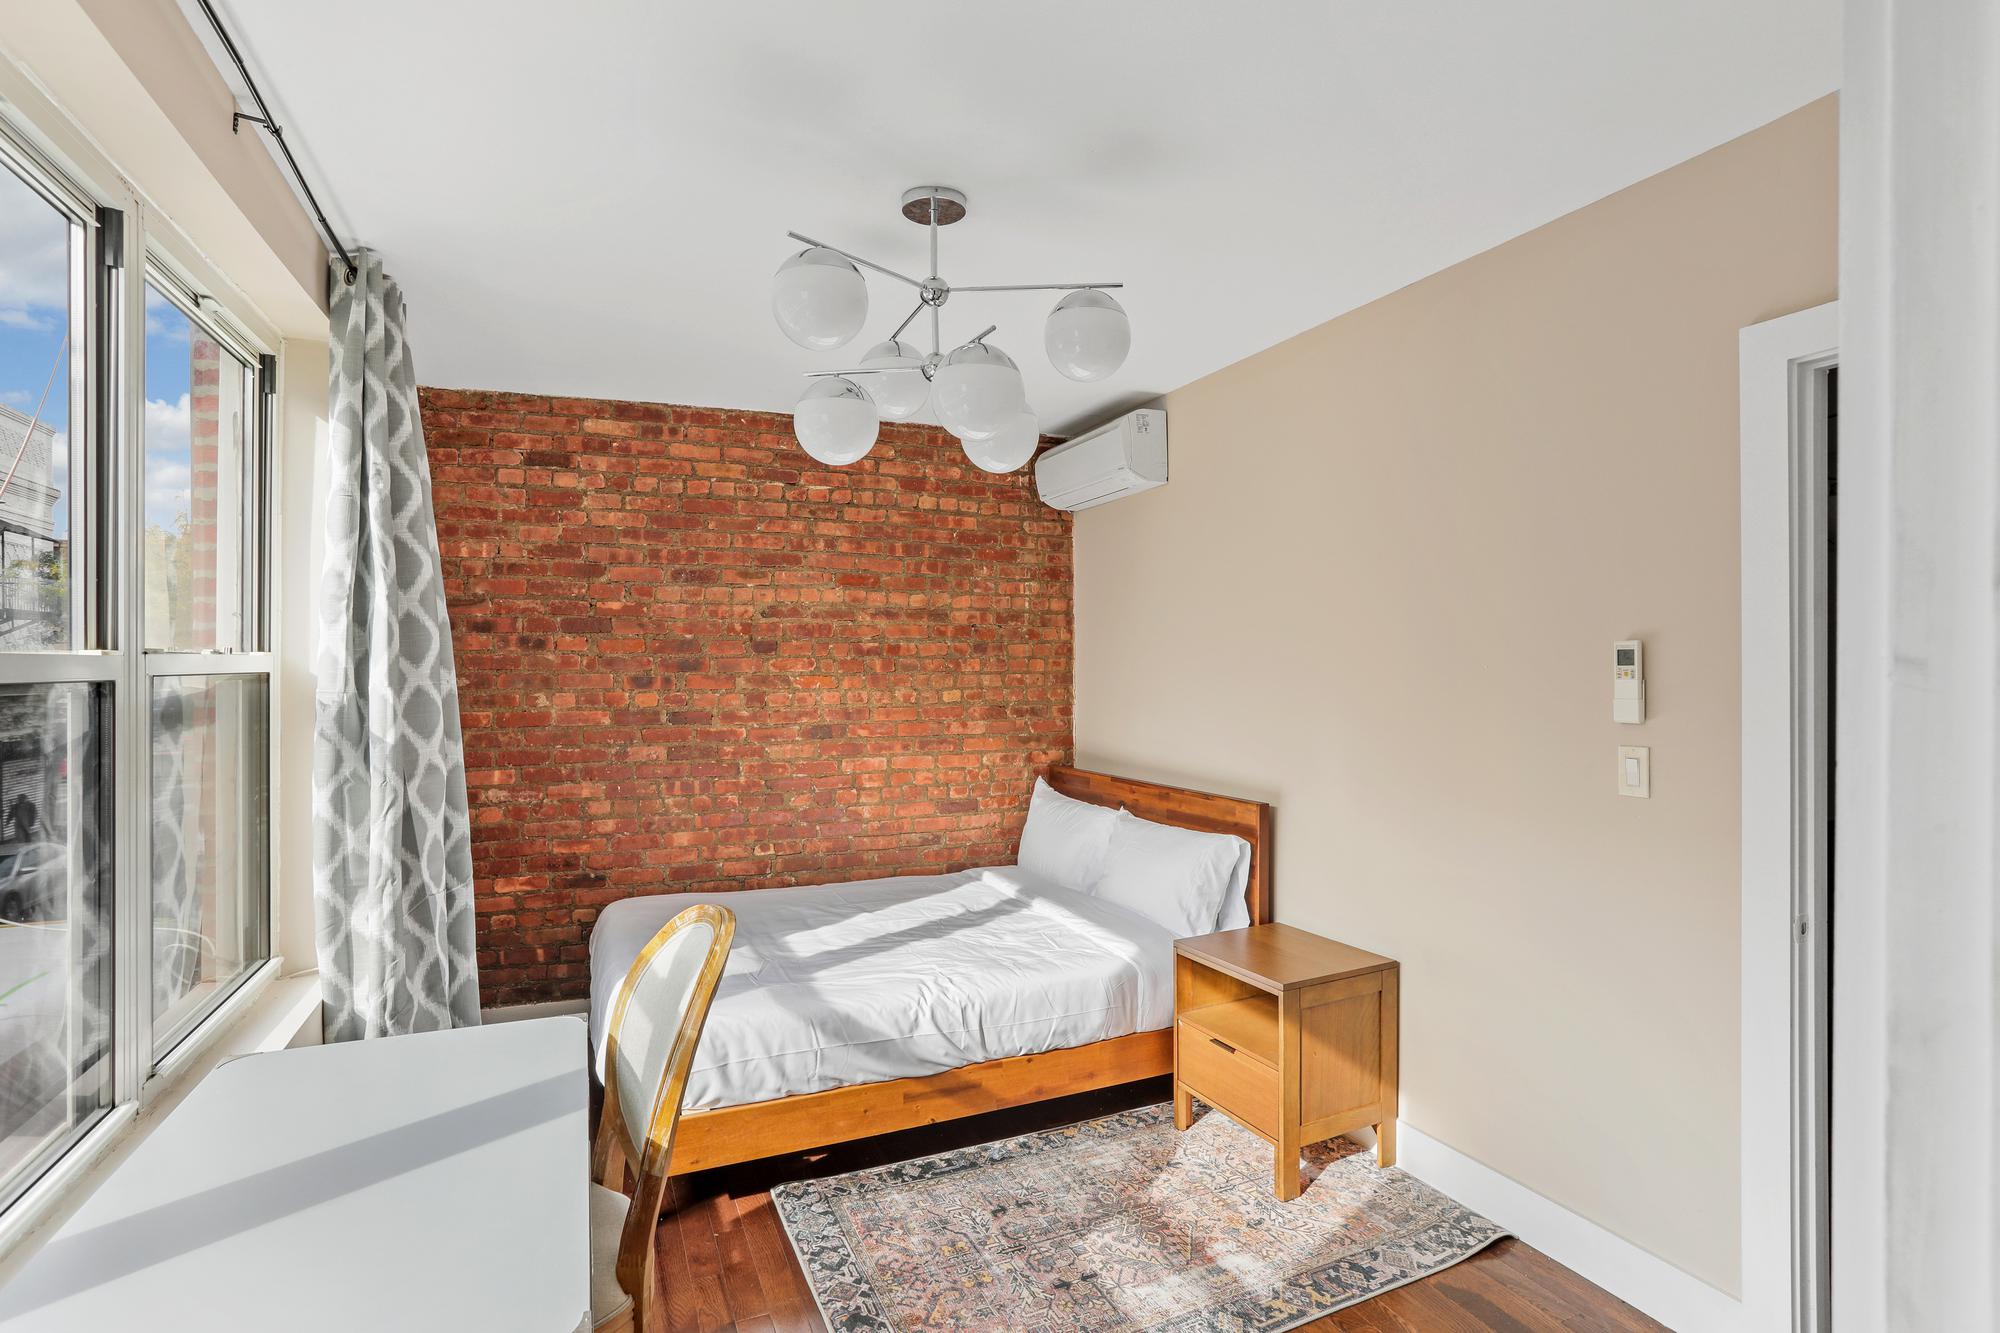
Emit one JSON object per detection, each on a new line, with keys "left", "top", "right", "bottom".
{"left": 588, "top": 903, "right": 736, "bottom": 1332}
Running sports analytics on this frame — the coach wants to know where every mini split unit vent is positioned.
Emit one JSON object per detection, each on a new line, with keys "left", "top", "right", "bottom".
{"left": 1034, "top": 409, "right": 1168, "bottom": 511}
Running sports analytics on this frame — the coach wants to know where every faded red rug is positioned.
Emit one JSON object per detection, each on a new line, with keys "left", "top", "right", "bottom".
{"left": 773, "top": 1102, "right": 1505, "bottom": 1332}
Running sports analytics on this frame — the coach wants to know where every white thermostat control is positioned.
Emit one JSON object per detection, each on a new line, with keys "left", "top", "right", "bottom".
{"left": 1613, "top": 639, "right": 1646, "bottom": 724}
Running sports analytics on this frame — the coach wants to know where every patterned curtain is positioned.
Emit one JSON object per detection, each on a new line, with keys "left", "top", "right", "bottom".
{"left": 148, "top": 685, "right": 197, "bottom": 1014}
{"left": 312, "top": 251, "right": 479, "bottom": 1040}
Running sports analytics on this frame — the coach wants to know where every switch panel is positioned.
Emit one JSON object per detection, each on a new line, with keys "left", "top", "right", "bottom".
{"left": 1618, "top": 745, "right": 1651, "bottom": 798}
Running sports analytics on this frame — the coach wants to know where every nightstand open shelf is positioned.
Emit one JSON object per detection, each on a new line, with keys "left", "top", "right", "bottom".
{"left": 1173, "top": 923, "right": 1400, "bottom": 1201}
{"left": 1178, "top": 996, "right": 1279, "bottom": 1066}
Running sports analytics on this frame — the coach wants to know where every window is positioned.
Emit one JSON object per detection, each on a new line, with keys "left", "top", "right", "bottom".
{"left": 0, "top": 154, "right": 77, "bottom": 655}
{"left": 148, "top": 673, "right": 269, "bottom": 1052}
{"left": 143, "top": 283, "right": 258, "bottom": 652}
{"left": 0, "top": 124, "right": 275, "bottom": 1214}
{"left": 140, "top": 278, "right": 272, "bottom": 1057}
{"left": 0, "top": 144, "right": 111, "bottom": 1213}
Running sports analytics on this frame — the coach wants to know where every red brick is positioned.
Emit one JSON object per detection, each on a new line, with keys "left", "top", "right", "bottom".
{"left": 420, "top": 385, "right": 1074, "bottom": 1008}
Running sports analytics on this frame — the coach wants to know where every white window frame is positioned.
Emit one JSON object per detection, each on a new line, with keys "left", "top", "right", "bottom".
{"left": 0, "top": 100, "right": 284, "bottom": 1229}
{"left": 133, "top": 256, "right": 275, "bottom": 1062}
{"left": 0, "top": 124, "right": 122, "bottom": 1216}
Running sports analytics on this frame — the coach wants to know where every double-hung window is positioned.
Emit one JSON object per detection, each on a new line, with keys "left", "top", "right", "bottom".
{"left": 0, "top": 121, "right": 274, "bottom": 1216}
{"left": 139, "top": 273, "right": 271, "bottom": 1057}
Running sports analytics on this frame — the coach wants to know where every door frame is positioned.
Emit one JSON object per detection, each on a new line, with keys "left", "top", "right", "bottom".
{"left": 1739, "top": 300, "right": 1838, "bottom": 1333}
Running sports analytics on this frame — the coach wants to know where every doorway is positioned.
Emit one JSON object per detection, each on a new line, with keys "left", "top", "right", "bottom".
{"left": 1792, "top": 360, "right": 1836, "bottom": 1333}
{"left": 1738, "top": 300, "right": 1837, "bottom": 1333}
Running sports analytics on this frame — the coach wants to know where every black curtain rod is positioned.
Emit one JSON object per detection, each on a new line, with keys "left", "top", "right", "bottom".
{"left": 194, "top": 0, "right": 359, "bottom": 287}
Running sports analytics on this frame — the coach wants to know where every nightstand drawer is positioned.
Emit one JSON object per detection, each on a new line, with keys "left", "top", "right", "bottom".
{"left": 1177, "top": 1019, "right": 1277, "bottom": 1140}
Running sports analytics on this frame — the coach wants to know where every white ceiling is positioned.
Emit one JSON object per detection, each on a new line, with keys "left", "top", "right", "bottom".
{"left": 198, "top": 1, "right": 1837, "bottom": 436}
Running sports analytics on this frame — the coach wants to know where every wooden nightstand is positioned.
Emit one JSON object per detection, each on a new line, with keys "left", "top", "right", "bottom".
{"left": 1173, "top": 923, "right": 1400, "bottom": 1201}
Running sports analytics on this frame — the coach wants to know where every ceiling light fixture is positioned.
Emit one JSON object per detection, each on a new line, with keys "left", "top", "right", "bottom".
{"left": 774, "top": 186, "right": 1130, "bottom": 471}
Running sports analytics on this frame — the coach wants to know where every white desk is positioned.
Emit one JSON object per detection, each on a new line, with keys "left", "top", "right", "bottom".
{"left": 0, "top": 1017, "right": 591, "bottom": 1332}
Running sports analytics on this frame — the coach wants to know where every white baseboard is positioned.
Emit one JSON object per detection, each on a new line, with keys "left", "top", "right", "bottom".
{"left": 481, "top": 997, "right": 589, "bottom": 1024}
{"left": 1396, "top": 1122, "right": 1744, "bottom": 1333}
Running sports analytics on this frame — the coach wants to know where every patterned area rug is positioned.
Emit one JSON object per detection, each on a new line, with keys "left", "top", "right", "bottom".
{"left": 773, "top": 1102, "right": 1506, "bottom": 1332}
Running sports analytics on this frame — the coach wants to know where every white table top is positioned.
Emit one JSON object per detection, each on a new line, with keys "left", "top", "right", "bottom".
{"left": 0, "top": 1017, "right": 592, "bottom": 1333}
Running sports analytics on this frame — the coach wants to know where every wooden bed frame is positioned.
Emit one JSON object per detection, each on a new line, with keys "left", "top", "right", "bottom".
{"left": 666, "top": 764, "right": 1273, "bottom": 1175}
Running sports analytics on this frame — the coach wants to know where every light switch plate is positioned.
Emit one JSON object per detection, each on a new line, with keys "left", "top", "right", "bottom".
{"left": 1618, "top": 745, "right": 1651, "bottom": 798}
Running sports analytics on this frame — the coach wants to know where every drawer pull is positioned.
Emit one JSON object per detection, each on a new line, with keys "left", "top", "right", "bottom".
{"left": 1209, "top": 1037, "right": 1237, "bottom": 1055}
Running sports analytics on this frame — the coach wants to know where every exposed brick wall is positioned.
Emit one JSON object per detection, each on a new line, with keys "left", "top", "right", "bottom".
{"left": 422, "top": 387, "right": 1074, "bottom": 1007}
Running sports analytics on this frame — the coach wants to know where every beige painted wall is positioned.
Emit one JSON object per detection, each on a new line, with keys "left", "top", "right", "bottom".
{"left": 1074, "top": 96, "right": 1837, "bottom": 1292}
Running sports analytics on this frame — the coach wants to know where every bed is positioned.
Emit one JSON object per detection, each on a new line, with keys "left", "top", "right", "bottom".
{"left": 586, "top": 765, "right": 1272, "bottom": 1175}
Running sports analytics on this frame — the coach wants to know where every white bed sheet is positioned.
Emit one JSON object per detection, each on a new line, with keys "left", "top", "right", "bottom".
{"left": 587, "top": 865, "right": 1176, "bottom": 1110}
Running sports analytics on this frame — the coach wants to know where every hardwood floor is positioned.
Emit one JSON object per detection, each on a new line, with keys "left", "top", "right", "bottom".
{"left": 650, "top": 1076, "right": 1669, "bottom": 1333}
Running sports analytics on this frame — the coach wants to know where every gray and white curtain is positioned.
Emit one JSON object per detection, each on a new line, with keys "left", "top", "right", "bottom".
{"left": 313, "top": 251, "right": 479, "bottom": 1041}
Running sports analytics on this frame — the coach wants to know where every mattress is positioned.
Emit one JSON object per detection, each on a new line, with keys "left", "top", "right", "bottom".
{"left": 587, "top": 865, "right": 1177, "bottom": 1111}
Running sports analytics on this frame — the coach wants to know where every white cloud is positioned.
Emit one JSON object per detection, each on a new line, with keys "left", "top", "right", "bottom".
{"left": 0, "top": 170, "right": 71, "bottom": 331}
{"left": 145, "top": 393, "right": 190, "bottom": 452}
{"left": 144, "top": 287, "right": 189, "bottom": 342}
{"left": 143, "top": 395, "right": 191, "bottom": 528}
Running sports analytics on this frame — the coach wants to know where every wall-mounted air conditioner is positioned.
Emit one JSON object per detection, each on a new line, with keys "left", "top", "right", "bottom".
{"left": 1034, "top": 409, "right": 1167, "bottom": 511}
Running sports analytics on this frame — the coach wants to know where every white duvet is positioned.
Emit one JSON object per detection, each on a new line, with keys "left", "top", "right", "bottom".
{"left": 587, "top": 865, "right": 1176, "bottom": 1111}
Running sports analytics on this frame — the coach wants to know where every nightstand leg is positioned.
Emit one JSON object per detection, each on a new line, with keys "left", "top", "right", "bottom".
{"left": 1374, "top": 1118, "right": 1397, "bottom": 1168}
{"left": 1173, "top": 1080, "right": 1193, "bottom": 1131}
{"left": 1274, "top": 1133, "right": 1303, "bottom": 1201}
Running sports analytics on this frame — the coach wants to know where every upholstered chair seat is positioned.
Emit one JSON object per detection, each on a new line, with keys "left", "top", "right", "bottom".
{"left": 589, "top": 1182, "right": 636, "bottom": 1329}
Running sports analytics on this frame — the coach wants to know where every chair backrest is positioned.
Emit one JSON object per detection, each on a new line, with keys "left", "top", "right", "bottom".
{"left": 596, "top": 902, "right": 734, "bottom": 1326}
{"left": 602, "top": 902, "right": 735, "bottom": 1184}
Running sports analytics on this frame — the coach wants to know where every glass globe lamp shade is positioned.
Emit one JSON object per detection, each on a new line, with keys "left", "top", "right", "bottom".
{"left": 1044, "top": 288, "right": 1130, "bottom": 382}
{"left": 962, "top": 410, "right": 1040, "bottom": 474}
{"left": 793, "top": 377, "right": 878, "bottom": 465}
{"left": 858, "top": 339, "right": 931, "bottom": 420}
{"left": 771, "top": 247, "right": 868, "bottom": 350}
{"left": 932, "top": 341, "right": 1026, "bottom": 441}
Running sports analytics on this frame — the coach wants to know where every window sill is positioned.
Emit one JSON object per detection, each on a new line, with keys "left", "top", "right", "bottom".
{"left": 151, "top": 958, "right": 294, "bottom": 1091}
{"left": 0, "top": 966, "right": 322, "bottom": 1277}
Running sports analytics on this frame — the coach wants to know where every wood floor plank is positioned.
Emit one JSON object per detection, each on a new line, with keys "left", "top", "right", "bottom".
{"left": 1380, "top": 1276, "right": 1515, "bottom": 1333}
{"left": 656, "top": 1176, "right": 704, "bottom": 1320}
{"left": 735, "top": 1191, "right": 821, "bottom": 1332}
{"left": 710, "top": 1187, "right": 774, "bottom": 1324}
{"left": 1399, "top": 1268, "right": 1555, "bottom": 1333}
{"left": 1462, "top": 1239, "right": 1666, "bottom": 1331}
{"left": 666, "top": 1174, "right": 736, "bottom": 1333}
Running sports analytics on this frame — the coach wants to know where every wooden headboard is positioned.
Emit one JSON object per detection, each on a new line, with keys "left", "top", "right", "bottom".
{"left": 1043, "top": 765, "right": 1273, "bottom": 926}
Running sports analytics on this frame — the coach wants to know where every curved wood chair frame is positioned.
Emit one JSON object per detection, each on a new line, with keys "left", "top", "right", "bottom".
{"left": 665, "top": 765, "right": 1271, "bottom": 1176}
{"left": 591, "top": 902, "right": 736, "bottom": 1331}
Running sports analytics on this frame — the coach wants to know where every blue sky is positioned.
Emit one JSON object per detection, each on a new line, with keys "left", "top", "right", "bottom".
{"left": 0, "top": 160, "right": 195, "bottom": 539}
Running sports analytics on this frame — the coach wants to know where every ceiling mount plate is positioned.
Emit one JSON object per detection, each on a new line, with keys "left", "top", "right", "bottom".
{"left": 901, "top": 186, "right": 967, "bottom": 226}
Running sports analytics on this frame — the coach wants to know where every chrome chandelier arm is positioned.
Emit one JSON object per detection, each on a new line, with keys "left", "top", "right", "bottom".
{"left": 785, "top": 231, "right": 926, "bottom": 289}
{"left": 890, "top": 300, "right": 925, "bottom": 342}
{"left": 951, "top": 281, "right": 1124, "bottom": 293}
{"left": 801, "top": 366, "right": 888, "bottom": 377}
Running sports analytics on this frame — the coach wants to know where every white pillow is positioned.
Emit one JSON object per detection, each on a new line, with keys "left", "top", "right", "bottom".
{"left": 1091, "top": 809, "right": 1249, "bottom": 938}
{"left": 1212, "top": 840, "right": 1255, "bottom": 931}
{"left": 1016, "top": 778, "right": 1118, "bottom": 892}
